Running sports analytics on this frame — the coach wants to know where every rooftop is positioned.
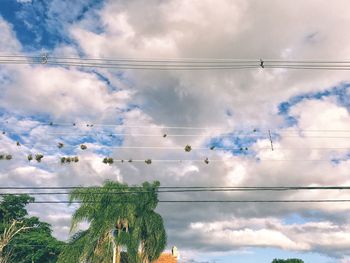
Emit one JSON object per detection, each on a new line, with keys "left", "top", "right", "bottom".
{"left": 155, "top": 253, "right": 178, "bottom": 263}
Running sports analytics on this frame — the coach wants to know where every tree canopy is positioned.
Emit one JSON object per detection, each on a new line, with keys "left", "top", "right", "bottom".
{"left": 0, "top": 194, "right": 64, "bottom": 263}
{"left": 58, "top": 180, "right": 166, "bottom": 263}
{"left": 0, "top": 181, "right": 167, "bottom": 263}
{"left": 272, "top": 259, "right": 305, "bottom": 263}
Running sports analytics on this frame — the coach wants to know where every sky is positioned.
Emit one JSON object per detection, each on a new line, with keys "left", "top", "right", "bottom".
{"left": 1, "top": 0, "right": 350, "bottom": 262}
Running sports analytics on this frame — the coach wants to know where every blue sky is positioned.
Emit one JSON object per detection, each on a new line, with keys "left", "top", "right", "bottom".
{"left": 0, "top": 0, "right": 102, "bottom": 50}
{"left": 1, "top": 1, "right": 350, "bottom": 262}
{"left": 191, "top": 248, "right": 336, "bottom": 263}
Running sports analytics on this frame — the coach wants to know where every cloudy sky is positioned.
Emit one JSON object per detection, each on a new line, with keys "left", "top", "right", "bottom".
{"left": 1, "top": 0, "right": 350, "bottom": 262}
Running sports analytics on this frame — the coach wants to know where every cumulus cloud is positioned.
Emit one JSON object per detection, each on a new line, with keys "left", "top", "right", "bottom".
{"left": 1, "top": 65, "right": 131, "bottom": 120}
{"left": 70, "top": 0, "right": 350, "bottom": 128}
{"left": 0, "top": 17, "right": 21, "bottom": 52}
{"left": 182, "top": 217, "right": 350, "bottom": 257}
{"left": 1, "top": 0, "right": 350, "bottom": 260}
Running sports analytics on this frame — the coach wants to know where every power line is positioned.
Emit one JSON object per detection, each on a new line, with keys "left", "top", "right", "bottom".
{"left": 4, "top": 54, "right": 350, "bottom": 63}
{"left": 5, "top": 130, "right": 350, "bottom": 139}
{"left": 15, "top": 121, "right": 350, "bottom": 132}
{"left": 4, "top": 244, "right": 68, "bottom": 248}
{"left": 0, "top": 158, "right": 348, "bottom": 163}
{"left": 3, "top": 120, "right": 350, "bottom": 133}
{"left": 1, "top": 188, "right": 350, "bottom": 195}
{"left": 4, "top": 127, "right": 350, "bottom": 138}
{"left": 23, "top": 199, "right": 350, "bottom": 204}
{"left": 14, "top": 145, "right": 350, "bottom": 151}
{"left": 2, "top": 55, "right": 350, "bottom": 70}
{"left": 42, "top": 133, "right": 350, "bottom": 138}
{"left": 1, "top": 186, "right": 350, "bottom": 191}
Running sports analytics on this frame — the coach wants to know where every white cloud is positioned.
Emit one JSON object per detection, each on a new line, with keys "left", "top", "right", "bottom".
{"left": 16, "top": 0, "right": 32, "bottom": 3}
{"left": 185, "top": 217, "right": 350, "bottom": 256}
{"left": 0, "top": 17, "right": 21, "bottom": 52}
{"left": 1, "top": 65, "right": 131, "bottom": 121}
{"left": 2, "top": 0, "right": 350, "bottom": 260}
{"left": 69, "top": 0, "right": 350, "bottom": 128}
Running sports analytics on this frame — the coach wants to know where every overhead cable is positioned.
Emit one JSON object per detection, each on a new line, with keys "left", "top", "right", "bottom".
{"left": 1, "top": 186, "right": 350, "bottom": 191}
{"left": 23, "top": 199, "right": 350, "bottom": 204}
{"left": 2, "top": 55, "right": 350, "bottom": 70}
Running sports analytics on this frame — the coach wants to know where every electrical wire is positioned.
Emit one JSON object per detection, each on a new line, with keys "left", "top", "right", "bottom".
{"left": 19, "top": 131, "right": 350, "bottom": 138}
{"left": 18, "top": 144, "right": 350, "bottom": 151}
{"left": 25, "top": 121, "right": 350, "bottom": 132}
{"left": 2, "top": 187, "right": 350, "bottom": 195}
{"left": 2, "top": 55, "right": 350, "bottom": 70}
{"left": 1, "top": 157, "right": 349, "bottom": 163}
{"left": 4, "top": 200, "right": 350, "bottom": 207}
{"left": 1, "top": 186, "right": 350, "bottom": 191}
{"left": 4, "top": 120, "right": 350, "bottom": 133}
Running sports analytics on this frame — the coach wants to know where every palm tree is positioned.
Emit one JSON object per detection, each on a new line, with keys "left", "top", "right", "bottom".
{"left": 58, "top": 181, "right": 139, "bottom": 263}
{"left": 58, "top": 181, "right": 167, "bottom": 263}
{"left": 135, "top": 182, "right": 167, "bottom": 263}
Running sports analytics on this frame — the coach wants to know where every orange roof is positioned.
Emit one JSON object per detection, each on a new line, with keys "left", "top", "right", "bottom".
{"left": 155, "top": 253, "right": 177, "bottom": 263}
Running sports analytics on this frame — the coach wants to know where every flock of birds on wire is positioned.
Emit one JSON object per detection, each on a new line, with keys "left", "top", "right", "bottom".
{"left": 2, "top": 54, "right": 350, "bottom": 165}
{"left": 0, "top": 141, "right": 225, "bottom": 165}
{"left": 3, "top": 120, "right": 350, "bottom": 165}
{"left": 1, "top": 120, "right": 252, "bottom": 165}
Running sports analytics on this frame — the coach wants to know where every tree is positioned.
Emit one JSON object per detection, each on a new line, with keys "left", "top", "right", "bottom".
{"left": 0, "top": 220, "right": 31, "bottom": 262}
{"left": 0, "top": 195, "right": 34, "bottom": 223}
{"left": 6, "top": 217, "right": 63, "bottom": 263}
{"left": 57, "top": 230, "right": 90, "bottom": 262}
{"left": 58, "top": 180, "right": 167, "bottom": 263}
{"left": 272, "top": 259, "right": 304, "bottom": 263}
{"left": 136, "top": 182, "right": 166, "bottom": 263}
{"left": 0, "top": 195, "right": 63, "bottom": 263}
{"left": 58, "top": 181, "right": 140, "bottom": 263}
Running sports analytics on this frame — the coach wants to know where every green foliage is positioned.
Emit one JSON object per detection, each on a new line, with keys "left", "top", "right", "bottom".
{"left": 0, "top": 194, "right": 34, "bottom": 223}
{"left": 59, "top": 180, "right": 167, "bottom": 263}
{"left": 138, "top": 211, "right": 166, "bottom": 262}
{"left": 136, "top": 181, "right": 166, "bottom": 262}
{"left": 272, "top": 259, "right": 304, "bottom": 263}
{"left": 58, "top": 181, "right": 138, "bottom": 262}
{"left": 58, "top": 230, "right": 90, "bottom": 263}
{"left": 6, "top": 222, "right": 63, "bottom": 263}
{"left": 0, "top": 195, "right": 64, "bottom": 263}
